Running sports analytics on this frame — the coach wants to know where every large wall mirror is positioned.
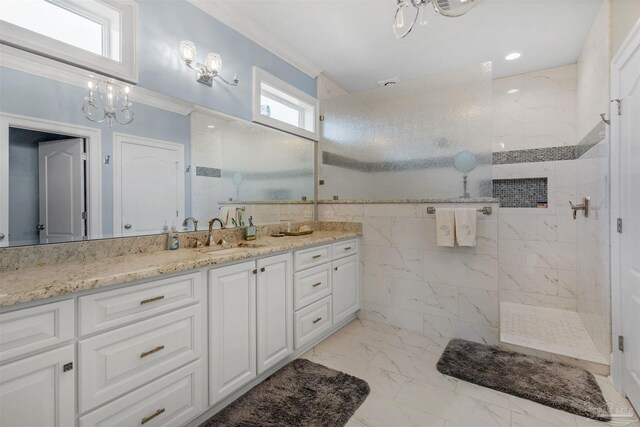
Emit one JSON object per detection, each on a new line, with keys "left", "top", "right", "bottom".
{"left": 0, "top": 71, "right": 315, "bottom": 248}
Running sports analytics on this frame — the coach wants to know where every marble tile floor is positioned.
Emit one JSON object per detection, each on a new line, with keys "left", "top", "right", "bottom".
{"left": 300, "top": 318, "right": 638, "bottom": 427}
{"left": 500, "top": 302, "right": 608, "bottom": 365}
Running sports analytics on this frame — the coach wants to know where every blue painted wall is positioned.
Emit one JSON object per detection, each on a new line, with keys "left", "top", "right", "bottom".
{"left": 0, "top": 67, "right": 191, "bottom": 236}
{"left": 136, "top": 0, "right": 317, "bottom": 121}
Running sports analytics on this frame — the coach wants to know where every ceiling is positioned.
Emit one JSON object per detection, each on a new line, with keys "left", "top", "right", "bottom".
{"left": 213, "top": 0, "right": 602, "bottom": 92}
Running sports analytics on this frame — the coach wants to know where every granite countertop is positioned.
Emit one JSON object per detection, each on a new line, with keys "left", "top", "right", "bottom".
{"left": 0, "top": 230, "right": 360, "bottom": 308}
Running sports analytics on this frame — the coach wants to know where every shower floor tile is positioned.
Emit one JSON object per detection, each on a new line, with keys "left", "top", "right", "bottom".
{"left": 500, "top": 302, "right": 608, "bottom": 365}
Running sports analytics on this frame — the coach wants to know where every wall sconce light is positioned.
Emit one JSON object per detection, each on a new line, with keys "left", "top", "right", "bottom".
{"left": 179, "top": 40, "right": 239, "bottom": 87}
{"left": 82, "top": 80, "right": 133, "bottom": 127}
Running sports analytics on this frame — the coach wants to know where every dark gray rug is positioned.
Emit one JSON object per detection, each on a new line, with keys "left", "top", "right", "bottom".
{"left": 201, "top": 358, "right": 370, "bottom": 427}
{"left": 436, "top": 338, "right": 611, "bottom": 421}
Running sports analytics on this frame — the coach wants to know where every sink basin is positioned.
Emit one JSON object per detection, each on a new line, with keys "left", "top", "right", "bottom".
{"left": 193, "top": 241, "right": 268, "bottom": 255}
{"left": 237, "top": 241, "right": 269, "bottom": 249}
{"left": 195, "top": 246, "right": 249, "bottom": 255}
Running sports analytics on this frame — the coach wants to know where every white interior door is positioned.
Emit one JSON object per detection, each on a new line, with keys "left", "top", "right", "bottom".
{"left": 38, "top": 138, "right": 85, "bottom": 243}
{"left": 113, "top": 134, "right": 184, "bottom": 236}
{"left": 617, "top": 27, "right": 640, "bottom": 411}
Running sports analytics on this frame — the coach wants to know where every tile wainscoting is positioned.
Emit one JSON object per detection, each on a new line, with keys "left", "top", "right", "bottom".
{"left": 318, "top": 202, "right": 500, "bottom": 346}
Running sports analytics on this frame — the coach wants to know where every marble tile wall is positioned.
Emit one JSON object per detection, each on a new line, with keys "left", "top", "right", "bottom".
{"left": 495, "top": 161, "right": 578, "bottom": 310}
{"left": 493, "top": 65, "right": 579, "bottom": 311}
{"left": 318, "top": 202, "right": 500, "bottom": 346}
{"left": 492, "top": 64, "right": 576, "bottom": 153}
{"left": 577, "top": 0, "right": 611, "bottom": 144}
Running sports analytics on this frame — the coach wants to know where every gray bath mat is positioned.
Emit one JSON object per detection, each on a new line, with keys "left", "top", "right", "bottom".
{"left": 201, "top": 358, "right": 370, "bottom": 427}
{"left": 436, "top": 339, "right": 611, "bottom": 421}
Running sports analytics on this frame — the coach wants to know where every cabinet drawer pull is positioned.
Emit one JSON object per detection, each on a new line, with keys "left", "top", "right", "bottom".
{"left": 140, "top": 295, "right": 165, "bottom": 305}
{"left": 312, "top": 282, "right": 322, "bottom": 287}
{"left": 141, "top": 408, "right": 165, "bottom": 425}
{"left": 312, "top": 254, "right": 322, "bottom": 259}
{"left": 312, "top": 317, "right": 322, "bottom": 324}
{"left": 140, "top": 345, "right": 165, "bottom": 358}
{"left": 334, "top": 267, "right": 338, "bottom": 271}
{"left": 344, "top": 246, "right": 352, "bottom": 250}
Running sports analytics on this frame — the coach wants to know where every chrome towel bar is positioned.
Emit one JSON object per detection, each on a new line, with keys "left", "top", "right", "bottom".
{"left": 426, "top": 206, "right": 492, "bottom": 215}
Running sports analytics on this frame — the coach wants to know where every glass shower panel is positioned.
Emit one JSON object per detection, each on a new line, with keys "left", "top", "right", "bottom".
{"left": 319, "top": 63, "right": 493, "bottom": 200}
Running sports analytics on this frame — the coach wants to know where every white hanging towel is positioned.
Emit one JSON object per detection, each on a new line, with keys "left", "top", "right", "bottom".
{"left": 436, "top": 208, "right": 456, "bottom": 247}
{"left": 455, "top": 208, "right": 477, "bottom": 247}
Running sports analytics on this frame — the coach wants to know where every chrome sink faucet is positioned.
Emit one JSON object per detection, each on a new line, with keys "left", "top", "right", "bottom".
{"left": 207, "top": 218, "right": 226, "bottom": 246}
{"left": 182, "top": 216, "right": 198, "bottom": 231}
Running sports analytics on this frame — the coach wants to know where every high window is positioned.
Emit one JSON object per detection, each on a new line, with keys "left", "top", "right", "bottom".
{"left": 253, "top": 67, "right": 318, "bottom": 141}
{"left": 0, "top": 0, "right": 137, "bottom": 82}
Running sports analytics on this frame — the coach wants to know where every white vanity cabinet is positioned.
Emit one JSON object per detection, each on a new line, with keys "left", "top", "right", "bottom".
{"left": 0, "top": 235, "right": 360, "bottom": 426}
{"left": 0, "top": 344, "right": 75, "bottom": 427}
{"left": 292, "top": 240, "right": 360, "bottom": 348}
{"left": 208, "top": 260, "right": 257, "bottom": 406}
{"left": 0, "top": 300, "right": 76, "bottom": 427}
{"left": 256, "top": 253, "right": 293, "bottom": 374}
{"left": 207, "top": 253, "right": 294, "bottom": 405}
{"left": 332, "top": 255, "right": 359, "bottom": 325}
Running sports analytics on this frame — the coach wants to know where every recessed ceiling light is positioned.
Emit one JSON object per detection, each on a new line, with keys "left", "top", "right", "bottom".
{"left": 505, "top": 52, "right": 521, "bottom": 61}
{"left": 207, "top": 125, "right": 216, "bottom": 129}
{"left": 507, "top": 89, "right": 519, "bottom": 94}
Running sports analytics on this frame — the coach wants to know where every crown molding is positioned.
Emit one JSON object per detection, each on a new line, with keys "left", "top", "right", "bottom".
{"left": 185, "top": 0, "right": 323, "bottom": 79}
{"left": 0, "top": 44, "right": 194, "bottom": 116}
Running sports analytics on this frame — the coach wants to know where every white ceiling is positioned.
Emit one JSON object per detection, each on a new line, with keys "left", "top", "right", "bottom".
{"left": 213, "top": 0, "right": 602, "bottom": 92}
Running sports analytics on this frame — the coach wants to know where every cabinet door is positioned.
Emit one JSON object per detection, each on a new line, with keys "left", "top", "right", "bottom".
{"left": 332, "top": 255, "right": 359, "bottom": 325}
{"left": 208, "top": 261, "right": 257, "bottom": 406}
{"left": 257, "top": 253, "right": 293, "bottom": 374}
{"left": 0, "top": 344, "right": 75, "bottom": 427}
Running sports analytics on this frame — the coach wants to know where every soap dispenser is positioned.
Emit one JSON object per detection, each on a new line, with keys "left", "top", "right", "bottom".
{"left": 244, "top": 216, "right": 256, "bottom": 241}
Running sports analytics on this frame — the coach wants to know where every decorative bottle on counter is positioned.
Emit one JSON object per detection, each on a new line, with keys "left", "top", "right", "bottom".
{"left": 168, "top": 224, "right": 179, "bottom": 250}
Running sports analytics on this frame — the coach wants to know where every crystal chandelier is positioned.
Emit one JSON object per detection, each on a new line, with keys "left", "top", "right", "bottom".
{"left": 393, "top": 0, "right": 477, "bottom": 39}
{"left": 82, "top": 80, "right": 134, "bottom": 127}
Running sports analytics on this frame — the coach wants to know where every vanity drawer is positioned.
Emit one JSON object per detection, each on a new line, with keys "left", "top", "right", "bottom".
{"left": 0, "top": 299, "right": 74, "bottom": 362}
{"left": 294, "top": 296, "right": 332, "bottom": 349}
{"left": 332, "top": 239, "right": 358, "bottom": 260}
{"left": 78, "top": 304, "right": 203, "bottom": 412}
{"left": 79, "top": 361, "right": 205, "bottom": 427}
{"left": 294, "top": 263, "right": 331, "bottom": 310}
{"left": 293, "top": 244, "right": 331, "bottom": 272}
{"left": 79, "top": 272, "right": 203, "bottom": 336}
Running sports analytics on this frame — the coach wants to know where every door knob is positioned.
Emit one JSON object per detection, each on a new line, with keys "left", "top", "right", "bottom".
{"left": 36, "top": 224, "right": 45, "bottom": 230}
{"left": 124, "top": 224, "right": 132, "bottom": 229}
{"left": 0, "top": 233, "right": 4, "bottom": 240}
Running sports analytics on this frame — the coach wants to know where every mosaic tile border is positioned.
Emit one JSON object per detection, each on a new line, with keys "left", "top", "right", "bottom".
{"left": 492, "top": 177, "right": 548, "bottom": 208}
{"left": 492, "top": 146, "right": 577, "bottom": 165}
{"left": 577, "top": 122, "right": 606, "bottom": 158}
{"left": 195, "top": 166, "right": 221, "bottom": 178}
